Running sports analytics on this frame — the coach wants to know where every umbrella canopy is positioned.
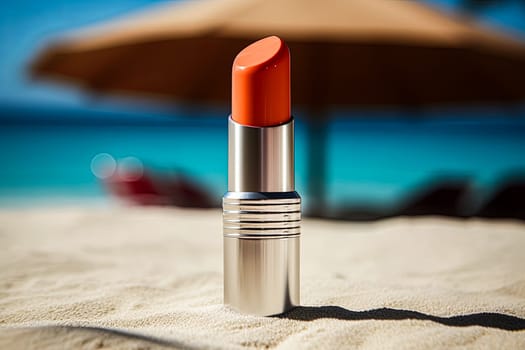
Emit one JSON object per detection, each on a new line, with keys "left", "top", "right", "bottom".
{"left": 31, "top": 0, "right": 525, "bottom": 107}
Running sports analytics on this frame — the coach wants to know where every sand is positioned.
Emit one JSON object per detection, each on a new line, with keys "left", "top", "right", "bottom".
{"left": 0, "top": 206, "right": 524, "bottom": 349}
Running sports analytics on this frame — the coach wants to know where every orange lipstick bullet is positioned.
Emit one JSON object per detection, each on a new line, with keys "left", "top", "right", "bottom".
{"left": 232, "top": 36, "right": 290, "bottom": 127}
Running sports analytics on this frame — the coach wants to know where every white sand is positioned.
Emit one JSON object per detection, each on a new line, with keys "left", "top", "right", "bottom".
{"left": 0, "top": 206, "right": 524, "bottom": 349}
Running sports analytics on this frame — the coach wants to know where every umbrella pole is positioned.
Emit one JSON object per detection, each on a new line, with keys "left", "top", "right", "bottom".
{"left": 304, "top": 109, "right": 329, "bottom": 217}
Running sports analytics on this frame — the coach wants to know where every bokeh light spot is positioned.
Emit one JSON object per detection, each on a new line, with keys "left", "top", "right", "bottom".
{"left": 91, "top": 153, "right": 117, "bottom": 179}
{"left": 118, "top": 156, "right": 144, "bottom": 181}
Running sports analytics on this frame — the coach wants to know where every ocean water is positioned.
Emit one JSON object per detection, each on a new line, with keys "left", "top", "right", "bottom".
{"left": 1, "top": 107, "right": 524, "bottom": 209}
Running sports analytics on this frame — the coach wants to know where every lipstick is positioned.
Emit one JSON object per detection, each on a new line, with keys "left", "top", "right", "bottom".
{"left": 223, "top": 36, "right": 300, "bottom": 316}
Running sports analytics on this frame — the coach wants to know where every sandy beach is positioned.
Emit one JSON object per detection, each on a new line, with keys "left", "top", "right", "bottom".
{"left": 1, "top": 206, "right": 524, "bottom": 349}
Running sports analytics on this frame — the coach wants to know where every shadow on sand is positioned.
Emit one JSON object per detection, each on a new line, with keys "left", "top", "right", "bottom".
{"left": 7, "top": 307, "right": 523, "bottom": 350}
{"left": 280, "top": 306, "right": 525, "bottom": 331}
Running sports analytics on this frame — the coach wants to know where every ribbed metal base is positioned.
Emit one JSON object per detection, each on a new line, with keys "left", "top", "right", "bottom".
{"left": 223, "top": 191, "right": 300, "bottom": 316}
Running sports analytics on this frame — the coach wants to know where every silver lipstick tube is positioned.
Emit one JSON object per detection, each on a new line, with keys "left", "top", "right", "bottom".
{"left": 223, "top": 116, "right": 300, "bottom": 316}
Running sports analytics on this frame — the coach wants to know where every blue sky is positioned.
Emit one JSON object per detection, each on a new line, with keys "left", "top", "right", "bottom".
{"left": 0, "top": 0, "right": 524, "bottom": 110}
{"left": 0, "top": 0, "right": 167, "bottom": 107}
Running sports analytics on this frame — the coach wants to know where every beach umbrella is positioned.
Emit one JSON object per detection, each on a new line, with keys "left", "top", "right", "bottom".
{"left": 30, "top": 0, "right": 525, "bottom": 214}
{"left": 31, "top": 0, "right": 525, "bottom": 106}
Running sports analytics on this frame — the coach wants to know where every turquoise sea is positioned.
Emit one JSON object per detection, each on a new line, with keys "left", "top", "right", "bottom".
{"left": 1, "top": 105, "right": 524, "bottom": 209}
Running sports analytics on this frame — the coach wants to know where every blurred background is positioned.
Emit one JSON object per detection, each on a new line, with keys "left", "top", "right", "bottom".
{"left": 0, "top": 0, "right": 524, "bottom": 220}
